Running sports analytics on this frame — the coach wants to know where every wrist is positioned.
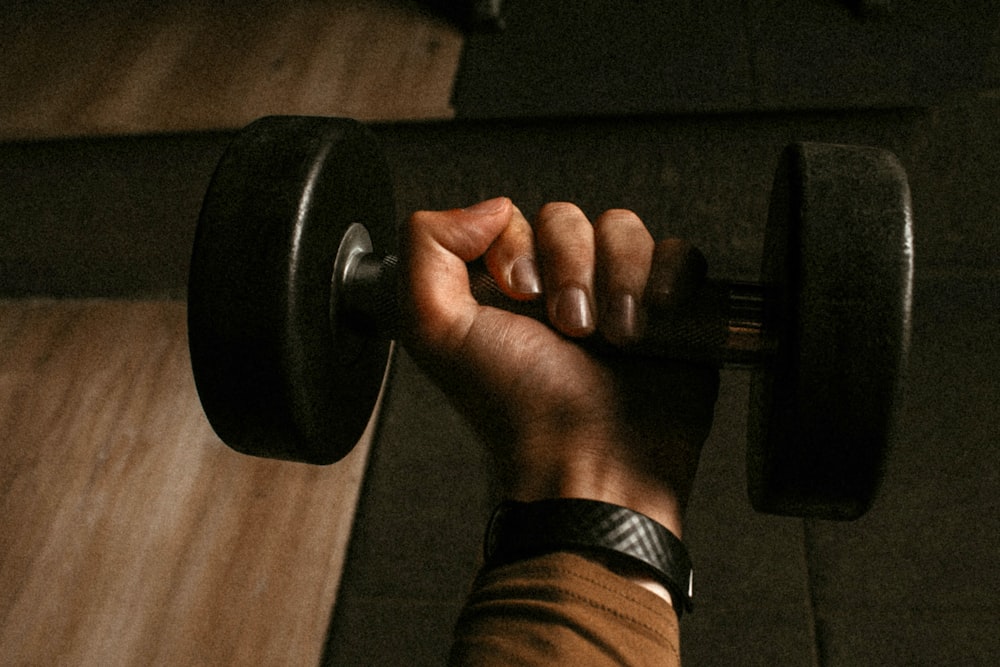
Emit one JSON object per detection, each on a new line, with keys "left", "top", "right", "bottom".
{"left": 501, "top": 447, "right": 689, "bottom": 538}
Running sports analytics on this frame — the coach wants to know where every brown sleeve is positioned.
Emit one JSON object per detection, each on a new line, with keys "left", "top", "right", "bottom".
{"left": 448, "top": 552, "right": 681, "bottom": 667}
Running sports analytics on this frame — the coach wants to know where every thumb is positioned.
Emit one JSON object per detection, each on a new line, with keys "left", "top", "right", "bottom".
{"left": 401, "top": 197, "right": 514, "bottom": 353}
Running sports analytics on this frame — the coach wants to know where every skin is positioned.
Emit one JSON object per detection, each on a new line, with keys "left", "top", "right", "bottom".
{"left": 398, "top": 197, "right": 719, "bottom": 607}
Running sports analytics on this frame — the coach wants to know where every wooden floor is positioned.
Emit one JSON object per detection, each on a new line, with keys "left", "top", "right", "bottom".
{"left": 0, "top": 301, "right": 378, "bottom": 665}
{"left": 0, "top": 0, "right": 463, "bottom": 140}
{"left": 0, "top": 2, "right": 462, "bottom": 664}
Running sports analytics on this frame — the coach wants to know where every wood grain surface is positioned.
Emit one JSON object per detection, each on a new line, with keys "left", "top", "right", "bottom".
{"left": 0, "top": 0, "right": 463, "bottom": 140}
{"left": 0, "top": 300, "right": 377, "bottom": 665}
{"left": 1, "top": 2, "right": 458, "bottom": 662}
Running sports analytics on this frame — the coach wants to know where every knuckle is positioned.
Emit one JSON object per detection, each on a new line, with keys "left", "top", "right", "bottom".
{"left": 595, "top": 209, "right": 649, "bottom": 239}
{"left": 596, "top": 208, "right": 643, "bottom": 229}
{"left": 537, "top": 201, "right": 586, "bottom": 227}
{"left": 597, "top": 212, "right": 653, "bottom": 263}
{"left": 535, "top": 202, "right": 592, "bottom": 249}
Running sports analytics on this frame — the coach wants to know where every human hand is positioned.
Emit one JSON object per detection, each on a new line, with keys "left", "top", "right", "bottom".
{"left": 398, "top": 197, "right": 718, "bottom": 536}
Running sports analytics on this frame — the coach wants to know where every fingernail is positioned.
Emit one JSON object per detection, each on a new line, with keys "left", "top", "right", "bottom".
{"left": 510, "top": 256, "right": 542, "bottom": 295}
{"left": 603, "top": 293, "right": 639, "bottom": 343}
{"left": 554, "top": 286, "right": 593, "bottom": 335}
{"left": 464, "top": 197, "right": 508, "bottom": 215}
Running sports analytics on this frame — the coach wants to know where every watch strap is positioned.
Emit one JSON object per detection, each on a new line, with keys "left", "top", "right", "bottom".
{"left": 483, "top": 498, "right": 694, "bottom": 616}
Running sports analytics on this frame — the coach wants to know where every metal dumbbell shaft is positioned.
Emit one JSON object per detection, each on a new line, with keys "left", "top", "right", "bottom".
{"left": 335, "top": 223, "right": 771, "bottom": 367}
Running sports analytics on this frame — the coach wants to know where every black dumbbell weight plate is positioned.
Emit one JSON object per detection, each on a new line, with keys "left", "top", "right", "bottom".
{"left": 188, "top": 116, "right": 396, "bottom": 464}
{"left": 748, "top": 142, "right": 913, "bottom": 519}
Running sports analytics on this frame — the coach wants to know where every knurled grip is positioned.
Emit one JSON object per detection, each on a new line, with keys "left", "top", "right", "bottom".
{"left": 338, "top": 252, "right": 767, "bottom": 367}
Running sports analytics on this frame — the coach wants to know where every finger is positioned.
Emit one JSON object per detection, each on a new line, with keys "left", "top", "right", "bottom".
{"left": 535, "top": 202, "right": 596, "bottom": 337}
{"left": 401, "top": 197, "right": 514, "bottom": 352}
{"left": 484, "top": 205, "right": 542, "bottom": 300}
{"left": 645, "top": 238, "right": 709, "bottom": 308}
{"left": 593, "top": 209, "right": 655, "bottom": 345}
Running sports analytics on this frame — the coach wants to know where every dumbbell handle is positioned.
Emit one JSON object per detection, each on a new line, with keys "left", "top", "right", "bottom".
{"left": 334, "top": 224, "right": 771, "bottom": 367}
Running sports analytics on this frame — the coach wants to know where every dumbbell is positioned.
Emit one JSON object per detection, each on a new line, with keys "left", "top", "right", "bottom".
{"left": 187, "top": 116, "right": 913, "bottom": 521}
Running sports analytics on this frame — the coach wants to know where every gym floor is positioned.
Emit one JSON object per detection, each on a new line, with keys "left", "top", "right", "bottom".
{"left": 2, "top": 2, "right": 997, "bottom": 665}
